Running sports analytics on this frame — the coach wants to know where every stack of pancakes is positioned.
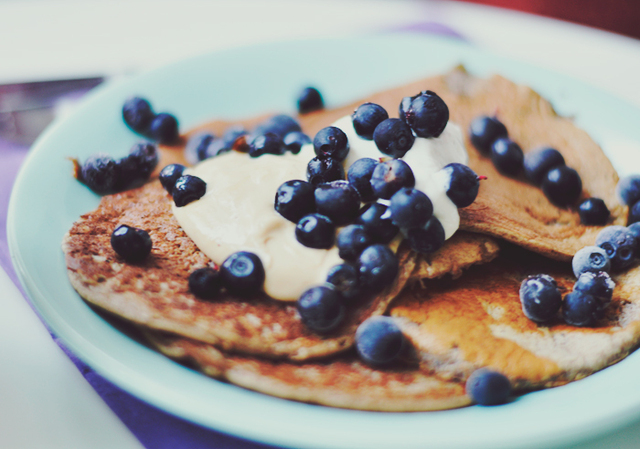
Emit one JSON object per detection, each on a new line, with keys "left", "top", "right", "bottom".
{"left": 63, "top": 67, "right": 639, "bottom": 411}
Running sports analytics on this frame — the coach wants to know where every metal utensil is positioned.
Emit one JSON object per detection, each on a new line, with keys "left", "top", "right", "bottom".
{"left": 0, "top": 77, "right": 104, "bottom": 145}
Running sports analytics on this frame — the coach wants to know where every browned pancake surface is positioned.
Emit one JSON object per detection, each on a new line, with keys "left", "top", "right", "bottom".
{"left": 171, "top": 68, "right": 624, "bottom": 261}
{"left": 144, "top": 331, "right": 470, "bottom": 411}
{"left": 413, "top": 231, "right": 499, "bottom": 281}
{"left": 391, "top": 244, "right": 640, "bottom": 390}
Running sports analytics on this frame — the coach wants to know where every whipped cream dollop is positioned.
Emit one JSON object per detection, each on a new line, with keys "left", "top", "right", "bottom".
{"left": 173, "top": 114, "right": 468, "bottom": 301}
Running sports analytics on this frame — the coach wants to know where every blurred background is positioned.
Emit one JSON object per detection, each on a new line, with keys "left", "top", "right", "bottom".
{"left": 464, "top": 0, "right": 640, "bottom": 39}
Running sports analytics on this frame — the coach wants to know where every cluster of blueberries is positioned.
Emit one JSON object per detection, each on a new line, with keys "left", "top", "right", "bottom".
{"left": 102, "top": 90, "right": 504, "bottom": 405}
{"left": 155, "top": 92, "right": 481, "bottom": 367}
{"left": 468, "top": 115, "right": 610, "bottom": 225}
{"left": 76, "top": 142, "right": 159, "bottom": 195}
{"left": 181, "top": 85, "right": 324, "bottom": 164}
{"left": 76, "top": 95, "right": 182, "bottom": 195}
{"left": 184, "top": 114, "right": 312, "bottom": 163}
{"left": 274, "top": 96, "right": 482, "bottom": 342}
{"left": 520, "top": 221, "right": 640, "bottom": 327}
{"left": 122, "top": 97, "right": 180, "bottom": 145}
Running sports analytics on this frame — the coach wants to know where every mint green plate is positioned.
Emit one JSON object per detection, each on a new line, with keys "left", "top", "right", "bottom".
{"left": 9, "top": 34, "right": 640, "bottom": 449}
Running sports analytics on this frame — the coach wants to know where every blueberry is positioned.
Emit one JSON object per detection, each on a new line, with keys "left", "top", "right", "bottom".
{"left": 355, "top": 203, "right": 399, "bottom": 244}
{"left": 578, "top": 198, "right": 610, "bottom": 226}
{"left": 297, "top": 87, "right": 324, "bottom": 114}
{"left": 406, "top": 216, "right": 445, "bottom": 254}
{"left": 373, "top": 118, "right": 415, "bottom": 158}
{"left": 465, "top": 368, "right": 511, "bottom": 406}
{"left": 442, "top": 163, "right": 481, "bottom": 208}
{"left": 358, "top": 244, "right": 399, "bottom": 293}
{"left": 326, "top": 263, "right": 361, "bottom": 300}
{"left": 313, "top": 126, "right": 350, "bottom": 161}
{"left": 398, "top": 95, "right": 413, "bottom": 125}
{"left": 574, "top": 271, "right": 615, "bottom": 304}
{"left": 122, "top": 97, "right": 154, "bottom": 134}
{"left": 307, "top": 156, "right": 345, "bottom": 186}
{"left": 295, "top": 214, "right": 335, "bottom": 249}
{"left": 572, "top": 246, "right": 611, "bottom": 277}
{"left": 314, "top": 180, "right": 361, "bottom": 226}
{"left": 370, "top": 159, "right": 415, "bottom": 200}
{"left": 249, "top": 132, "right": 284, "bottom": 158}
{"left": 116, "top": 142, "right": 159, "bottom": 190}
{"left": 220, "top": 251, "right": 265, "bottom": 297}
{"left": 355, "top": 316, "right": 405, "bottom": 366}
{"left": 184, "top": 132, "right": 216, "bottom": 164}
{"left": 519, "top": 274, "right": 562, "bottom": 323}
{"left": 616, "top": 174, "right": 640, "bottom": 206}
{"left": 188, "top": 267, "right": 222, "bottom": 300}
{"left": 389, "top": 188, "right": 433, "bottom": 230}
{"left": 129, "top": 142, "right": 159, "bottom": 176}
{"left": 253, "top": 114, "right": 301, "bottom": 139}
{"left": 627, "top": 222, "right": 640, "bottom": 252}
{"left": 628, "top": 200, "right": 640, "bottom": 225}
{"left": 351, "top": 103, "right": 388, "bottom": 140}
{"left": 468, "top": 116, "right": 508, "bottom": 154}
{"left": 159, "top": 163, "right": 186, "bottom": 193}
{"left": 347, "top": 158, "right": 378, "bottom": 202}
{"left": 172, "top": 174, "right": 207, "bottom": 207}
{"left": 490, "top": 138, "right": 523, "bottom": 176}
{"left": 541, "top": 166, "right": 582, "bottom": 207}
{"left": 297, "top": 285, "right": 345, "bottom": 333}
{"left": 401, "top": 90, "right": 449, "bottom": 138}
{"left": 562, "top": 290, "right": 600, "bottom": 327}
{"left": 274, "top": 180, "right": 316, "bottom": 223}
{"left": 596, "top": 226, "right": 636, "bottom": 270}
{"left": 221, "top": 125, "right": 248, "bottom": 148}
{"left": 148, "top": 112, "right": 179, "bottom": 144}
{"left": 110, "top": 224, "right": 152, "bottom": 263}
{"left": 523, "top": 147, "right": 565, "bottom": 185}
{"left": 283, "top": 131, "right": 311, "bottom": 154}
{"left": 336, "top": 224, "right": 372, "bottom": 261}
{"left": 80, "top": 154, "right": 120, "bottom": 194}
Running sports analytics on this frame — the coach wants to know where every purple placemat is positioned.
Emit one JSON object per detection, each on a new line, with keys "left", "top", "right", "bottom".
{"left": 1, "top": 24, "right": 465, "bottom": 449}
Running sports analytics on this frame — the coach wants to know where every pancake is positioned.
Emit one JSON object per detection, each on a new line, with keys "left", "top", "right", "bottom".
{"left": 171, "top": 67, "right": 623, "bottom": 261}
{"left": 63, "top": 180, "right": 495, "bottom": 361}
{"left": 391, "top": 243, "right": 640, "bottom": 390}
{"left": 143, "top": 330, "right": 470, "bottom": 411}
{"left": 412, "top": 231, "right": 499, "bottom": 281}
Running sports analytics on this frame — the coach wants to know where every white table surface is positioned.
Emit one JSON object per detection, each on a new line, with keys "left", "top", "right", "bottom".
{"left": 2, "top": 1, "right": 640, "bottom": 448}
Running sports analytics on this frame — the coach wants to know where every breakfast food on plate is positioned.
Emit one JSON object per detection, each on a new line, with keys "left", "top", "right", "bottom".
{"left": 290, "top": 67, "right": 625, "bottom": 261}
{"left": 64, "top": 65, "right": 637, "bottom": 411}
{"left": 391, "top": 243, "right": 640, "bottom": 390}
{"left": 62, "top": 183, "right": 417, "bottom": 361}
{"left": 144, "top": 330, "right": 471, "bottom": 411}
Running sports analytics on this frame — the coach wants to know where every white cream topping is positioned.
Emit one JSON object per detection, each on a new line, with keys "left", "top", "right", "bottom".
{"left": 330, "top": 115, "right": 468, "bottom": 239}
{"left": 173, "top": 114, "right": 468, "bottom": 301}
{"left": 172, "top": 152, "right": 342, "bottom": 301}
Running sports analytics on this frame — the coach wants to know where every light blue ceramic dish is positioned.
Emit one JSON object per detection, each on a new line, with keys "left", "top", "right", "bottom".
{"left": 8, "top": 34, "right": 640, "bottom": 449}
